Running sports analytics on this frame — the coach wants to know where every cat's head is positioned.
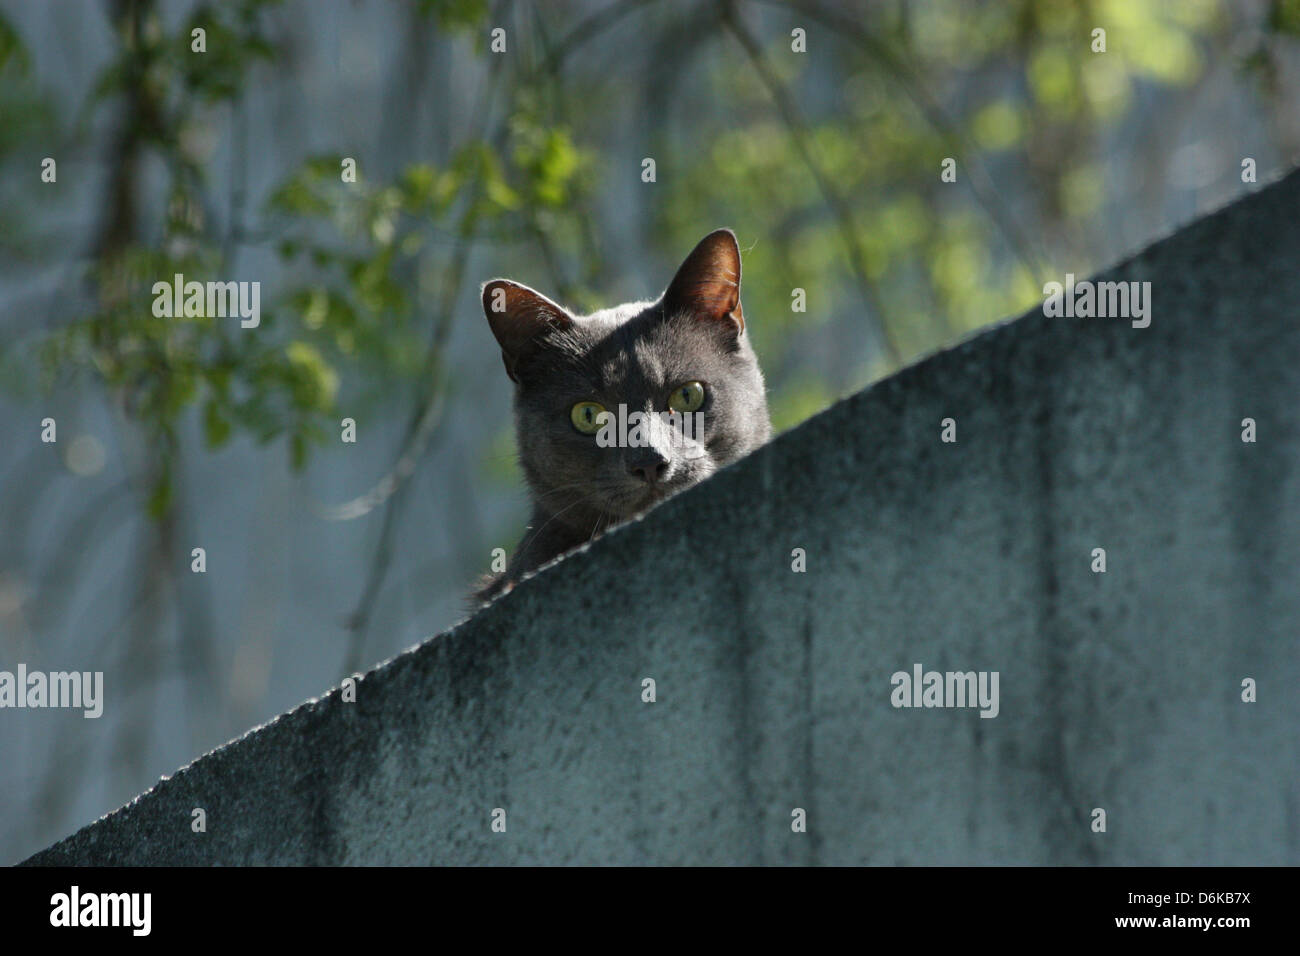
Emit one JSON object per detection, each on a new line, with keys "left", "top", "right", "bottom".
{"left": 482, "top": 229, "right": 771, "bottom": 535}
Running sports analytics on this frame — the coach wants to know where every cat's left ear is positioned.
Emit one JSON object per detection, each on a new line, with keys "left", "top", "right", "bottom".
{"left": 663, "top": 228, "right": 745, "bottom": 337}
{"left": 482, "top": 279, "right": 573, "bottom": 383}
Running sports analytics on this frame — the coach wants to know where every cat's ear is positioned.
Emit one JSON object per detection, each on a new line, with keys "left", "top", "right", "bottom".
{"left": 663, "top": 228, "right": 745, "bottom": 337}
{"left": 482, "top": 279, "right": 572, "bottom": 382}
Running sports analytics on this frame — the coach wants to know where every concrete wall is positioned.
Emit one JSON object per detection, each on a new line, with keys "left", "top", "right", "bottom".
{"left": 25, "top": 170, "right": 1300, "bottom": 866}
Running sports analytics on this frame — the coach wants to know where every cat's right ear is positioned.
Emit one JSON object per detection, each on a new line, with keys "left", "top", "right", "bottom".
{"left": 662, "top": 228, "right": 745, "bottom": 338}
{"left": 482, "top": 279, "right": 572, "bottom": 383}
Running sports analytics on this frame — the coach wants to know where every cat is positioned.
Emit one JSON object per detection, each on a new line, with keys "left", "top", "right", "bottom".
{"left": 475, "top": 228, "right": 772, "bottom": 603}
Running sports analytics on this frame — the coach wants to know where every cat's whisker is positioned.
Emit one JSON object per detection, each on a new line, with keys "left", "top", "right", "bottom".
{"left": 533, "top": 477, "right": 637, "bottom": 501}
{"left": 530, "top": 484, "right": 601, "bottom": 505}
{"left": 515, "top": 497, "right": 592, "bottom": 556}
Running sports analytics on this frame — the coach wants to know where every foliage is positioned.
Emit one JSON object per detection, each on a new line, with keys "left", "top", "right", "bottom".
{"left": 2, "top": 0, "right": 591, "bottom": 516}
{"left": 3, "top": 0, "right": 1299, "bottom": 517}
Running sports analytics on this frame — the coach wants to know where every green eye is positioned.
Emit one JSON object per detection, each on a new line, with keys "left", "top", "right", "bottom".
{"left": 570, "top": 401, "right": 606, "bottom": 434}
{"left": 668, "top": 381, "right": 706, "bottom": 413}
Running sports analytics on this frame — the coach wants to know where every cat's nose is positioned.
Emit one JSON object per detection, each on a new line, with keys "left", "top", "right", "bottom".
{"left": 628, "top": 454, "right": 669, "bottom": 485}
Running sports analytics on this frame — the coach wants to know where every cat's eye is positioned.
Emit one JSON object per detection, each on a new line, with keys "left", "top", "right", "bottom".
{"left": 570, "top": 401, "right": 607, "bottom": 434}
{"left": 668, "top": 381, "right": 706, "bottom": 413}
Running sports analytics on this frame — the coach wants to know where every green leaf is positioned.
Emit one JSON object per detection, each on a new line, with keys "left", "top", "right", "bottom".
{"left": 0, "top": 11, "right": 31, "bottom": 75}
{"left": 203, "top": 398, "right": 232, "bottom": 449}
{"left": 286, "top": 340, "right": 339, "bottom": 409}
{"left": 146, "top": 474, "right": 172, "bottom": 520}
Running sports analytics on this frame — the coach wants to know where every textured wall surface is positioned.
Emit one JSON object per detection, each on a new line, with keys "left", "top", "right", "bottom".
{"left": 25, "top": 170, "right": 1300, "bottom": 866}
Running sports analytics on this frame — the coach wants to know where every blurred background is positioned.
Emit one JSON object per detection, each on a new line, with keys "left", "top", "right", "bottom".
{"left": 1, "top": 0, "right": 1297, "bottom": 864}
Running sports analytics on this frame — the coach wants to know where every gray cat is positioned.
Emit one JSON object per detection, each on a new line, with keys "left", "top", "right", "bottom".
{"left": 476, "top": 229, "right": 771, "bottom": 602}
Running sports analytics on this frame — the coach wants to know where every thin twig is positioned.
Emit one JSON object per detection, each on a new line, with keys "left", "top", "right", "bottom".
{"left": 537, "top": 0, "right": 658, "bottom": 76}
{"left": 721, "top": 0, "right": 901, "bottom": 366}
{"left": 752, "top": 0, "right": 1044, "bottom": 279}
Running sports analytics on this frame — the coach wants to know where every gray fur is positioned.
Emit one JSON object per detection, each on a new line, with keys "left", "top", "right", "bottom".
{"left": 477, "top": 229, "right": 771, "bottom": 603}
